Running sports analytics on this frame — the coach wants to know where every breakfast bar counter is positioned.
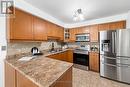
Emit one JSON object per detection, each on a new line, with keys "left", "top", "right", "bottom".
{"left": 5, "top": 50, "right": 73, "bottom": 87}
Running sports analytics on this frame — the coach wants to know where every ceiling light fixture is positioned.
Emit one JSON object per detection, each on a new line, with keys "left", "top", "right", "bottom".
{"left": 73, "top": 9, "right": 85, "bottom": 21}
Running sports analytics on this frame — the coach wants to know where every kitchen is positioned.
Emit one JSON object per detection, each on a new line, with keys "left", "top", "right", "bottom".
{"left": 1, "top": 0, "right": 130, "bottom": 87}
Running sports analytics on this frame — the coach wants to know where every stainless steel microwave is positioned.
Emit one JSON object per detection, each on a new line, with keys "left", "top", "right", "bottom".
{"left": 76, "top": 33, "right": 90, "bottom": 42}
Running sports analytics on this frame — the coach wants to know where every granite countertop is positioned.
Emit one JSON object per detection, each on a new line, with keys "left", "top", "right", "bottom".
{"left": 5, "top": 49, "right": 73, "bottom": 87}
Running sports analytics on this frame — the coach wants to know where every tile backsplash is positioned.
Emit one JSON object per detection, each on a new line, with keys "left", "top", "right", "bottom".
{"left": 7, "top": 41, "right": 99, "bottom": 56}
{"left": 67, "top": 42, "right": 99, "bottom": 51}
{"left": 7, "top": 41, "right": 62, "bottom": 56}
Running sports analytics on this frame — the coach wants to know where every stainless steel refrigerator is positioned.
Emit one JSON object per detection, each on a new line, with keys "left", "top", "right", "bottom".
{"left": 100, "top": 29, "right": 130, "bottom": 84}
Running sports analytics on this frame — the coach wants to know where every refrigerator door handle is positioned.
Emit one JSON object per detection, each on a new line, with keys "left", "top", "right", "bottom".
{"left": 112, "top": 32, "right": 115, "bottom": 53}
{"left": 114, "top": 32, "right": 117, "bottom": 53}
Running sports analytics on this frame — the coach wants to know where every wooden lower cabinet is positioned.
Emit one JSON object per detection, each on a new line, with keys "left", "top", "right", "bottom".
{"left": 5, "top": 63, "right": 16, "bottom": 87}
{"left": 50, "top": 67, "right": 72, "bottom": 87}
{"left": 89, "top": 52, "right": 99, "bottom": 72}
{"left": 5, "top": 62, "right": 72, "bottom": 87}
{"left": 67, "top": 50, "right": 73, "bottom": 63}
{"left": 5, "top": 62, "right": 38, "bottom": 87}
{"left": 48, "top": 50, "right": 73, "bottom": 63}
{"left": 16, "top": 71, "right": 38, "bottom": 87}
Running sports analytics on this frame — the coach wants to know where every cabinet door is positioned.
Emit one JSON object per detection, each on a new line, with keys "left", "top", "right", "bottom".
{"left": 67, "top": 50, "right": 73, "bottom": 63}
{"left": 16, "top": 71, "right": 38, "bottom": 87}
{"left": 90, "top": 25, "right": 99, "bottom": 42}
{"left": 75, "top": 28, "right": 82, "bottom": 34}
{"left": 47, "top": 22, "right": 55, "bottom": 37}
{"left": 33, "top": 17, "right": 47, "bottom": 40}
{"left": 47, "top": 22, "right": 63, "bottom": 40}
{"left": 89, "top": 52, "right": 99, "bottom": 72}
{"left": 5, "top": 62, "right": 16, "bottom": 87}
{"left": 48, "top": 54, "right": 59, "bottom": 59}
{"left": 47, "top": 22, "right": 57, "bottom": 37}
{"left": 109, "top": 21, "right": 126, "bottom": 30}
{"left": 82, "top": 26, "right": 90, "bottom": 33}
{"left": 69, "top": 29, "right": 76, "bottom": 42}
{"left": 50, "top": 67, "right": 72, "bottom": 87}
{"left": 98, "top": 23, "right": 110, "bottom": 31}
{"left": 58, "top": 27, "right": 64, "bottom": 41}
{"left": 11, "top": 8, "right": 33, "bottom": 40}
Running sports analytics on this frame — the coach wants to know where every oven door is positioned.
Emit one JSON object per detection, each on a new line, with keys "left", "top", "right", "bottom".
{"left": 73, "top": 53, "right": 89, "bottom": 66}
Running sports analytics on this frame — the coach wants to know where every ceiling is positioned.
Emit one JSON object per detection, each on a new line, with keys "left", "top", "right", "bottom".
{"left": 24, "top": 0, "right": 130, "bottom": 24}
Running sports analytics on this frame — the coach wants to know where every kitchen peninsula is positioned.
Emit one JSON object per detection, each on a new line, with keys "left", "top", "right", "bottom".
{"left": 5, "top": 50, "right": 73, "bottom": 87}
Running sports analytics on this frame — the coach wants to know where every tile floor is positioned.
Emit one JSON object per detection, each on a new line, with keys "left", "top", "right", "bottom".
{"left": 73, "top": 68, "right": 130, "bottom": 87}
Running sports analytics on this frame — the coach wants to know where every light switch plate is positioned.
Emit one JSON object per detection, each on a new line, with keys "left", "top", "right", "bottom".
{"left": 1, "top": 46, "right": 6, "bottom": 51}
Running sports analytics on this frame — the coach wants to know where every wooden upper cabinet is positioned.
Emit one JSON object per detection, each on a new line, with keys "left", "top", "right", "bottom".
{"left": 89, "top": 52, "right": 99, "bottom": 72}
{"left": 98, "top": 21, "right": 126, "bottom": 31}
{"left": 33, "top": 16, "right": 47, "bottom": 40}
{"left": 74, "top": 26, "right": 90, "bottom": 35}
{"left": 69, "top": 28, "right": 76, "bottom": 42}
{"left": 109, "top": 21, "right": 126, "bottom": 30}
{"left": 8, "top": 8, "right": 64, "bottom": 41}
{"left": 11, "top": 8, "right": 33, "bottom": 40}
{"left": 47, "top": 22, "right": 64, "bottom": 40}
{"left": 82, "top": 26, "right": 90, "bottom": 33}
{"left": 58, "top": 27, "right": 64, "bottom": 41}
{"left": 98, "top": 23, "right": 110, "bottom": 31}
{"left": 47, "top": 22, "right": 56, "bottom": 37}
{"left": 90, "top": 25, "right": 99, "bottom": 42}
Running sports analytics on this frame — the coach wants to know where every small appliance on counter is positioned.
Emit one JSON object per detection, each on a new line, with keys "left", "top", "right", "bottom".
{"left": 90, "top": 45, "right": 99, "bottom": 51}
{"left": 31, "top": 47, "right": 43, "bottom": 56}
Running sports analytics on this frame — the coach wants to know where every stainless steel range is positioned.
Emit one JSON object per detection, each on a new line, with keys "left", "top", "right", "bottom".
{"left": 73, "top": 45, "right": 90, "bottom": 70}
{"left": 100, "top": 29, "right": 130, "bottom": 84}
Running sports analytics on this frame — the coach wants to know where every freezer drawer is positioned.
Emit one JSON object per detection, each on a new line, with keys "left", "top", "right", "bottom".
{"left": 100, "top": 61, "right": 130, "bottom": 84}
{"left": 100, "top": 55, "right": 130, "bottom": 65}
{"left": 100, "top": 62, "right": 118, "bottom": 80}
{"left": 118, "top": 65, "right": 130, "bottom": 83}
